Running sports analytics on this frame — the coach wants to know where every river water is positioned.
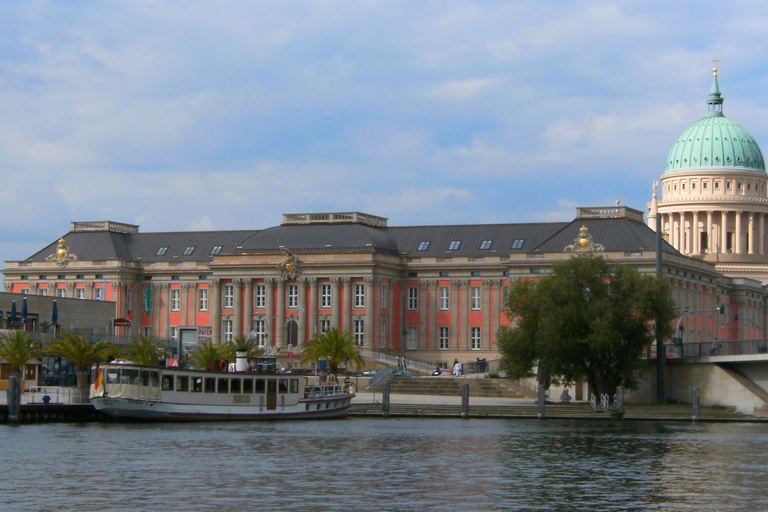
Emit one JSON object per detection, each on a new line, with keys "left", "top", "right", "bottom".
{"left": 1, "top": 418, "right": 766, "bottom": 511}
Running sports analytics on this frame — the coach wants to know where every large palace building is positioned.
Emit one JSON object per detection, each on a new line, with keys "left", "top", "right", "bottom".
{"left": 3, "top": 67, "right": 767, "bottom": 368}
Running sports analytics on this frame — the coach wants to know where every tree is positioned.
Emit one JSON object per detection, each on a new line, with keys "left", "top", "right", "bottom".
{"left": 121, "top": 335, "right": 168, "bottom": 366}
{"left": 301, "top": 328, "right": 364, "bottom": 379}
{"left": 46, "top": 333, "right": 116, "bottom": 402}
{"left": 188, "top": 341, "right": 227, "bottom": 370}
{"left": 498, "top": 255, "right": 676, "bottom": 396}
{"left": 0, "top": 330, "right": 42, "bottom": 378}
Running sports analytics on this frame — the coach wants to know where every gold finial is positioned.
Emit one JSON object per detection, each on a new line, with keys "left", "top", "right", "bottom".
{"left": 579, "top": 225, "right": 588, "bottom": 234}
{"left": 713, "top": 58, "right": 718, "bottom": 78}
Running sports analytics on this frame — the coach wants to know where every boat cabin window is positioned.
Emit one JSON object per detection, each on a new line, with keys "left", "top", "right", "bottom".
{"left": 176, "top": 376, "right": 189, "bottom": 392}
{"left": 161, "top": 375, "right": 173, "bottom": 391}
{"left": 106, "top": 370, "right": 119, "bottom": 384}
{"left": 218, "top": 378, "right": 229, "bottom": 393}
{"left": 243, "top": 378, "right": 253, "bottom": 393}
{"left": 290, "top": 379, "right": 299, "bottom": 393}
{"left": 140, "top": 370, "right": 159, "bottom": 387}
{"left": 191, "top": 377, "right": 203, "bottom": 393}
{"left": 122, "top": 369, "right": 139, "bottom": 384}
{"left": 279, "top": 379, "right": 288, "bottom": 393}
{"left": 230, "top": 378, "right": 241, "bottom": 394}
{"left": 255, "top": 378, "right": 265, "bottom": 393}
{"left": 204, "top": 378, "right": 216, "bottom": 393}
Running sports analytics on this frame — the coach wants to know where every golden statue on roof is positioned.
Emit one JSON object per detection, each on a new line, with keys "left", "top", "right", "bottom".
{"left": 46, "top": 238, "right": 78, "bottom": 267}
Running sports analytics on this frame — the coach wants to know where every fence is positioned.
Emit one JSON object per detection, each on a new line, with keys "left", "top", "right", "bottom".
{"left": 648, "top": 338, "right": 768, "bottom": 359}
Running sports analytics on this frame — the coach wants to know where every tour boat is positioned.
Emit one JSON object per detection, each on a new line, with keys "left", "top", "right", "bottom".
{"left": 89, "top": 358, "right": 355, "bottom": 421}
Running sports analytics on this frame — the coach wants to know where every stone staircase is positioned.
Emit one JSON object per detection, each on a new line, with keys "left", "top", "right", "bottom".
{"left": 376, "top": 377, "right": 536, "bottom": 399}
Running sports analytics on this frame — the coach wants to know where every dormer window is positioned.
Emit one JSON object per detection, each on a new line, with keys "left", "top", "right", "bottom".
{"left": 210, "top": 246, "right": 222, "bottom": 254}
{"left": 512, "top": 239, "right": 525, "bottom": 249}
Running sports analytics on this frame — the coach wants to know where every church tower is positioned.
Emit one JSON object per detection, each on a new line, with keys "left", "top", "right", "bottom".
{"left": 649, "top": 62, "right": 768, "bottom": 283}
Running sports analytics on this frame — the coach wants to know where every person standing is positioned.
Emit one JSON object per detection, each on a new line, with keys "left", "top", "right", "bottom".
{"left": 453, "top": 359, "right": 462, "bottom": 377}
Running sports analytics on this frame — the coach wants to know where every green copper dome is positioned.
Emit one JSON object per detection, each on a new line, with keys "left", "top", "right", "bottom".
{"left": 665, "top": 74, "right": 765, "bottom": 174}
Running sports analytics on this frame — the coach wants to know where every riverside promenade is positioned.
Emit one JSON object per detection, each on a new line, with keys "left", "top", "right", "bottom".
{"left": 349, "top": 391, "right": 762, "bottom": 422}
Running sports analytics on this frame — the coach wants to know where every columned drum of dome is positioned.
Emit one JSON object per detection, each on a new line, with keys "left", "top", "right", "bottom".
{"left": 651, "top": 64, "right": 768, "bottom": 283}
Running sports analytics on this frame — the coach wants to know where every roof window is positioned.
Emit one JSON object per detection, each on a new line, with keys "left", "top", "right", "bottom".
{"left": 417, "top": 241, "right": 430, "bottom": 251}
{"left": 156, "top": 247, "right": 168, "bottom": 256}
{"left": 210, "top": 246, "right": 222, "bottom": 255}
{"left": 512, "top": 239, "right": 524, "bottom": 249}
{"left": 480, "top": 240, "right": 492, "bottom": 250}
{"left": 448, "top": 241, "right": 461, "bottom": 250}
{"left": 183, "top": 246, "right": 196, "bottom": 255}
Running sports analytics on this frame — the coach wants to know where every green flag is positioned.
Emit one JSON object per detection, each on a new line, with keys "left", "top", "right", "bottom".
{"left": 143, "top": 282, "right": 152, "bottom": 314}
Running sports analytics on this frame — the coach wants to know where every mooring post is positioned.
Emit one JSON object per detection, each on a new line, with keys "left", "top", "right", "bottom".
{"left": 537, "top": 385, "right": 546, "bottom": 418}
{"left": 616, "top": 386, "right": 624, "bottom": 412}
{"left": 382, "top": 382, "right": 390, "bottom": 417}
{"left": 461, "top": 383, "right": 469, "bottom": 419}
{"left": 8, "top": 376, "right": 20, "bottom": 424}
{"left": 692, "top": 388, "right": 700, "bottom": 421}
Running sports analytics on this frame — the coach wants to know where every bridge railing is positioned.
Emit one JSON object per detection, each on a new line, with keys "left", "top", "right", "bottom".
{"left": 649, "top": 339, "right": 768, "bottom": 359}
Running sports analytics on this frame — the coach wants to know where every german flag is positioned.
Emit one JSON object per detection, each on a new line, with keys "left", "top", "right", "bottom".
{"left": 92, "top": 363, "right": 104, "bottom": 395}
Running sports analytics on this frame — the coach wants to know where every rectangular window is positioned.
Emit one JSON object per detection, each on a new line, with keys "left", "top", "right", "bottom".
{"left": 199, "top": 289, "right": 208, "bottom": 311}
{"left": 176, "top": 376, "right": 189, "bottom": 392}
{"left": 380, "top": 320, "right": 387, "bottom": 346}
{"left": 448, "top": 240, "right": 461, "bottom": 250}
{"left": 439, "top": 327, "right": 449, "bottom": 350}
{"left": 354, "top": 319, "right": 365, "bottom": 346}
{"left": 210, "top": 246, "right": 222, "bottom": 255}
{"left": 406, "top": 327, "right": 418, "bottom": 350}
{"left": 57, "top": 289, "right": 66, "bottom": 298}
{"left": 408, "top": 287, "right": 418, "bottom": 310}
{"left": 76, "top": 288, "right": 85, "bottom": 300}
{"left": 480, "top": 240, "right": 492, "bottom": 250}
{"left": 321, "top": 284, "right": 332, "bottom": 309}
{"left": 40, "top": 289, "right": 48, "bottom": 296}
{"left": 320, "top": 319, "right": 331, "bottom": 334}
{"left": 255, "top": 285, "right": 266, "bottom": 309}
{"left": 223, "top": 319, "right": 233, "bottom": 343}
{"left": 438, "top": 287, "right": 450, "bottom": 310}
{"left": 381, "top": 284, "right": 388, "bottom": 309}
{"left": 95, "top": 287, "right": 104, "bottom": 301}
{"left": 418, "top": 241, "right": 430, "bottom": 251}
{"left": 354, "top": 283, "right": 365, "bottom": 308}
{"left": 254, "top": 319, "right": 267, "bottom": 347}
{"left": 224, "top": 285, "right": 234, "bottom": 309}
{"left": 288, "top": 284, "right": 298, "bottom": 308}
{"left": 471, "top": 287, "right": 481, "bottom": 310}
{"left": 156, "top": 247, "right": 168, "bottom": 256}
{"left": 512, "top": 240, "right": 525, "bottom": 249}
{"left": 183, "top": 246, "right": 196, "bottom": 255}
{"left": 471, "top": 327, "right": 481, "bottom": 350}
{"left": 171, "top": 289, "right": 180, "bottom": 311}
{"left": 171, "top": 327, "right": 178, "bottom": 340}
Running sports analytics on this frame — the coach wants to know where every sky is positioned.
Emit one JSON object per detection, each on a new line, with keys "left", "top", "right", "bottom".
{"left": 3, "top": 1, "right": 768, "bottom": 265}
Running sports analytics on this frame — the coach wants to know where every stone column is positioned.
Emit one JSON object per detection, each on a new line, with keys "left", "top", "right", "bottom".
{"left": 298, "top": 278, "right": 307, "bottom": 347}
{"left": 428, "top": 281, "right": 437, "bottom": 351}
{"left": 244, "top": 279, "right": 253, "bottom": 335}
{"left": 419, "top": 281, "right": 429, "bottom": 350}
{"left": 342, "top": 277, "right": 351, "bottom": 332}
{"left": 749, "top": 212, "right": 756, "bottom": 254}
{"left": 364, "top": 277, "right": 374, "bottom": 348}
{"left": 276, "top": 279, "right": 286, "bottom": 349}
{"left": 736, "top": 211, "right": 743, "bottom": 254}
{"left": 265, "top": 278, "right": 275, "bottom": 347}
{"left": 331, "top": 278, "right": 340, "bottom": 329}
{"left": 308, "top": 278, "right": 318, "bottom": 340}
{"left": 86, "top": 283, "right": 95, "bottom": 300}
{"left": 721, "top": 211, "right": 728, "bottom": 253}
{"left": 483, "top": 281, "right": 492, "bottom": 349}
{"left": 180, "top": 283, "right": 190, "bottom": 327}
{"left": 491, "top": 280, "right": 502, "bottom": 350}
{"left": 454, "top": 281, "right": 464, "bottom": 350}
{"left": 706, "top": 211, "right": 713, "bottom": 253}
{"left": 210, "top": 279, "right": 221, "bottom": 343}
{"left": 760, "top": 213, "right": 766, "bottom": 256}
{"left": 692, "top": 210, "right": 700, "bottom": 254}
{"left": 233, "top": 278, "right": 243, "bottom": 338}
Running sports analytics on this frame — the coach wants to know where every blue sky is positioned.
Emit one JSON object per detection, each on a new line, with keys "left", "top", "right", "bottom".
{"left": 3, "top": 1, "right": 768, "bottom": 264}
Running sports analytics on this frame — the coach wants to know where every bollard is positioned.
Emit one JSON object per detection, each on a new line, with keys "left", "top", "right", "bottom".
{"left": 537, "top": 385, "right": 546, "bottom": 418}
{"left": 692, "top": 388, "right": 700, "bottom": 421}
{"left": 382, "top": 382, "right": 390, "bottom": 417}
{"left": 8, "top": 376, "right": 20, "bottom": 424}
{"left": 461, "top": 383, "right": 469, "bottom": 419}
{"left": 616, "top": 386, "right": 624, "bottom": 412}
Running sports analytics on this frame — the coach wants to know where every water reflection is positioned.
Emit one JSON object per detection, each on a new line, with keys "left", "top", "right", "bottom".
{"left": 1, "top": 419, "right": 767, "bottom": 511}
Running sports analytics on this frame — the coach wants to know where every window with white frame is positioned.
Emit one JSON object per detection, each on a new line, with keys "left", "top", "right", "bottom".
{"left": 321, "top": 284, "right": 332, "bottom": 308}
{"left": 171, "top": 289, "right": 180, "bottom": 311}
{"left": 354, "top": 283, "right": 365, "bottom": 308}
{"left": 406, "top": 327, "right": 418, "bottom": 350}
{"left": 381, "top": 284, "right": 388, "bottom": 309}
{"left": 199, "top": 289, "right": 208, "bottom": 311}
{"left": 470, "top": 326, "right": 481, "bottom": 350}
{"left": 255, "top": 285, "right": 266, "bottom": 309}
{"left": 320, "top": 319, "right": 331, "bottom": 333}
{"left": 439, "top": 326, "right": 449, "bottom": 350}
{"left": 76, "top": 288, "right": 85, "bottom": 300}
{"left": 40, "top": 289, "right": 48, "bottom": 296}
{"left": 223, "top": 319, "right": 233, "bottom": 343}
{"left": 171, "top": 326, "right": 178, "bottom": 340}
{"left": 96, "top": 287, "right": 104, "bottom": 301}
{"left": 254, "top": 319, "right": 267, "bottom": 347}
{"left": 471, "top": 287, "right": 481, "bottom": 310}
{"left": 438, "top": 287, "right": 450, "bottom": 310}
{"left": 224, "top": 285, "right": 234, "bottom": 309}
{"left": 57, "top": 289, "right": 66, "bottom": 298}
{"left": 353, "top": 319, "right": 365, "bottom": 346}
{"left": 380, "top": 320, "right": 387, "bottom": 346}
{"left": 408, "top": 287, "right": 418, "bottom": 310}
{"left": 288, "top": 284, "right": 298, "bottom": 308}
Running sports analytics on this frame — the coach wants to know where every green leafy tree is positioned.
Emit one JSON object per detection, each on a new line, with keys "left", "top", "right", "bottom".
{"left": 0, "top": 330, "right": 42, "bottom": 378}
{"left": 46, "top": 333, "right": 116, "bottom": 402}
{"left": 121, "top": 335, "right": 168, "bottom": 366}
{"left": 498, "top": 255, "right": 676, "bottom": 396}
{"left": 301, "top": 328, "right": 364, "bottom": 379}
{"left": 188, "top": 341, "right": 227, "bottom": 370}
{"left": 38, "top": 321, "right": 53, "bottom": 334}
